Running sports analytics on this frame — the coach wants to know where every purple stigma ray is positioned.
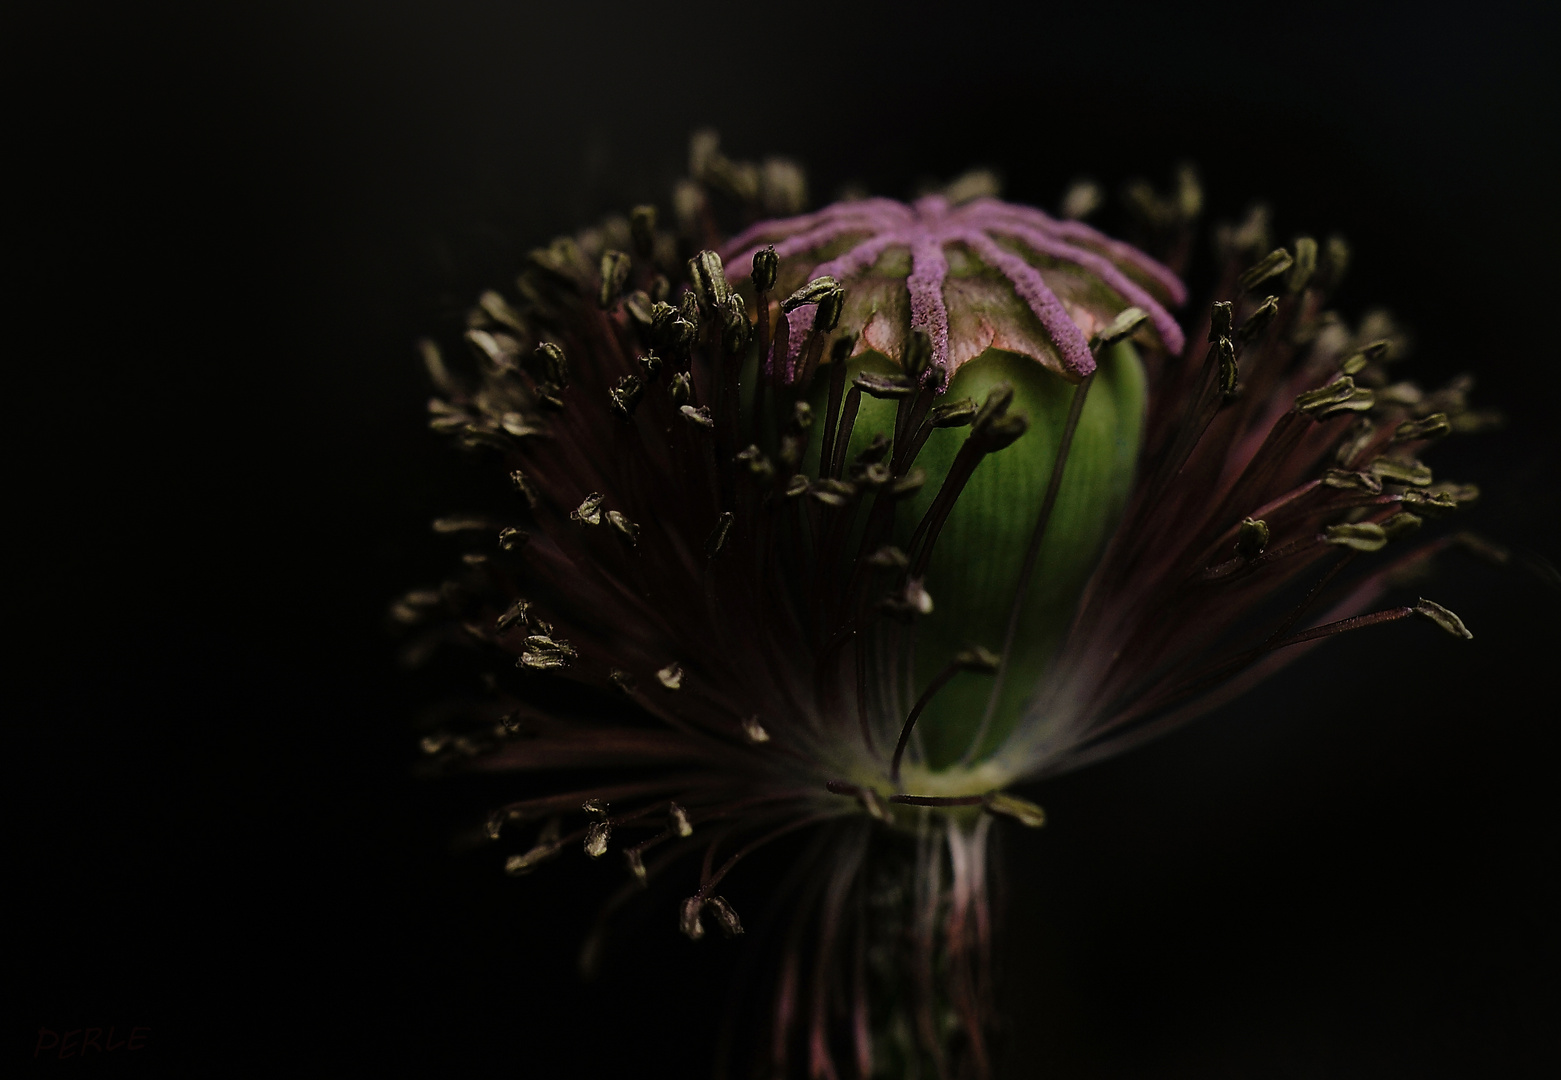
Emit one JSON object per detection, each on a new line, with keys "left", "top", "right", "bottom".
{"left": 720, "top": 191, "right": 1187, "bottom": 389}
{"left": 965, "top": 199, "right": 1189, "bottom": 305}
{"left": 957, "top": 231, "right": 1096, "bottom": 378}
{"left": 907, "top": 236, "right": 951, "bottom": 386}
{"left": 983, "top": 220, "right": 1187, "bottom": 358}
{"left": 725, "top": 197, "right": 909, "bottom": 255}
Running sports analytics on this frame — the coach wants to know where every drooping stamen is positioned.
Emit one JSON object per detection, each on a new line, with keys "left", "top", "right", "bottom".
{"left": 906, "top": 385, "right": 1028, "bottom": 580}
{"left": 963, "top": 370, "right": 1098, "bottom": 765}
{"left": 892, "top": 646, "right": 1000, "bottom": 783}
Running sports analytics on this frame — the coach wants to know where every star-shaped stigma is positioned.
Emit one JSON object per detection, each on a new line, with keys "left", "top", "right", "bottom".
{"left": 723, "top": 194, "right": 1188, "bottom": 388}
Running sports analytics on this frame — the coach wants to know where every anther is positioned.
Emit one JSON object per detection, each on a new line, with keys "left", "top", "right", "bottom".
{"left": 704, "top": 896, "right": 744, "bottom": 937}
{"left": 679, "top": 289, "right": 701, "bottom": 327}
{"left": 1324, "top": 235, "right": 1350, "bottom": 287}
{"left": 889, "top": 468, "right": 927, "bottom": 498}
{"left": 1368, "top": 457, "right": 1432, "bottom": 486}
{"left": 706, "top": 511, "right": 734, "bottom": 557}
{"left": 879, "top": 578, "right": 934, "bottom": 621}
{"left": 668, "top": 802, "right": 693, "bottom": 837}
{"left": 1288, "top": 236, "right": 1318, "bottom": 293}
{"left": 485, "top": 810, "right": 506, "bottom": 841}
{"left": 610, "top": 374, "right": 645, "bottom": 418}
{"left": 505, "top": 819, "right": 563, "bottom": 875}
{"left": 851, "top": 462, "right": 891, "bottom": 487}
{"left": 657, "top": 663, "right": 684, "bottom": 690}
{"left": 1377, "top": 382, "right": 1423, "bottom": 406}
{"left": 1315, "top": 386, "right": 1375, "bottom": 419}
{"left": 669, "top": 372, "right": 692, "bottom": 407}
{"left": 1381, "top": 511, "right": 1423, "bottom": 539}
{"left": 865, "top": 545, "right": 909, "bottom": 569}
{"left": 495, "top": 598, "right": 532, "bottom": 635}
{"left": 853, "top": 371, "right": 917, "bottom": 399}
{"left": 520, "top": 634, "right": 577, "bottom": 670}
{"left": 1322, "top": 468, "right": 1383, "bottom": 494}
{"left": 389, "top": 588, "right": 441, "bottom": 625}
{"left": 1059, "top": 178, "right": 1104, "bottom": 221}
{"left": 928, "top": 398, "right": 978, "bottom": 428}
{"left": 1297, "top": 378, "right": 1358, "bottom": 415}
{"left": 431, "top": 516, "right": 490, "bottom": 534}
{"left": 532, "top": 342, "right": 570, "bottom": 389}
{"left": 510, "top": 470, "right": 540, "bottom": 508}
{"left": 1413, "top": 598, "right": 1473, "bottom": 640}
{"left": 1208, "top": 301, "right": 1233, "bottom": 342}
{"left": 629, "top": 205, "right": 657, "bottom": 259}
{"left": 1324, "top": 522, "right": 1388, "bottom": 552}
{"left": 582, "top": 800, "right": 609, "bottom": 818}
{"left": 1089, "top": 306, "right": 1148, "bottom": 351}
{"left": 784, "top": 474, "right": 809, "bottom": 498}
{"left": 1236, "top": 295, "right": 1279, "bottom": 343}
{"left": 599, "top": 250, "right": 631, "bottom": 308}
{"left": 500, "top": 413, "right": 542, "bottom": 438}
{"left": 791, "top": 401, "right": 814, "bottom": 430}
{"left": 609, "top": 669, "right": 635, "bottom": 694}
{"left": 498, "top": 711, "right": 529, "bottom": 738}
{"left": 606, "top": 510, "right": 639, "bottom": 544}
{"left": 750, "top": 246, "right": 779, "bottom": 292}
{"left": 1400, "top": 489, "right": 1460, "bottom": 515}
{"left": 1238, "top": 247, "right": 1295, "bottom": 292}
{"left": 624, "top": 291, "right": 654, "bottom": 329}
{"left": 1235, "top": 517, "right": 1270, "bottom": 559}
{"left": 808, "top": 478, "right": 856, "bottom": 507}
{"left": 720, "top": 294, "right": 750, "bottom": 355}
{"left": 681, "top": 404, "right": 715, "bottom": 428}
{"left": 638, "top": 351, "right": 663, "bottom": 381}
{"left": 680, "top": 896, "right": 706, "bottom": 941}
{"left": 688, "top": 250, "right": 732, "bottom": 313}
{"left": 983, "top": 792, "right": 1047, "bottom": 828}
{"left": 625, "top": 848, "right": 647, "bottom": 886}
{"left": 742, "top": 716, "right": 771, "bottom": 743}
{"left": 584, "top": 820, "right": 611, "bottom": 858}
{"left": 782, "top": 276, "right": 842, "bottom": 313}
{"left": 571, "top": 493, "right": 605, "bottom": 526}
{"left": 650, "top": 300, "right": 678, "bottom": 336}
{"left": 1392, "top": 413, "right": 1452, "bottom": 443}
{"left": 813, "top": 287, "right": 843, "bottom": 332}
{"left": 1427, "top": 481, "right": 1479, "bottom": 505}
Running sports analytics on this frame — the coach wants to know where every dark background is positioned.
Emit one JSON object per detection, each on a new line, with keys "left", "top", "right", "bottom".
{"left": 11, "top": 1, "right": 1559, "bottom": 1075}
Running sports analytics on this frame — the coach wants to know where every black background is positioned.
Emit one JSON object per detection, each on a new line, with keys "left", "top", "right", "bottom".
{"left": 11, "top": 1, "right": 1560, "bottom": 1075}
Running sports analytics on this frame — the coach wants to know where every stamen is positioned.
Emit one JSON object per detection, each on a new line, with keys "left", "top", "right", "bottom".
{"left": 1236, "top": 295, "right": 1279, "bottom": 343}
{"left": 982, "top": 792, "right": 1046, "bottom": 828}
{"left": 1237, "top": 247, "right": 1294, "bottom": 292}
{"left": 891, "top": 646, "right": 999, "bottom": 782}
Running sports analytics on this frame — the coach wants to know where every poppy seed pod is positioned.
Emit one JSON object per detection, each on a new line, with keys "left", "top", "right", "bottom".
{"left": 401, "top": 135, "right": 1491, "bottom": 1077}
